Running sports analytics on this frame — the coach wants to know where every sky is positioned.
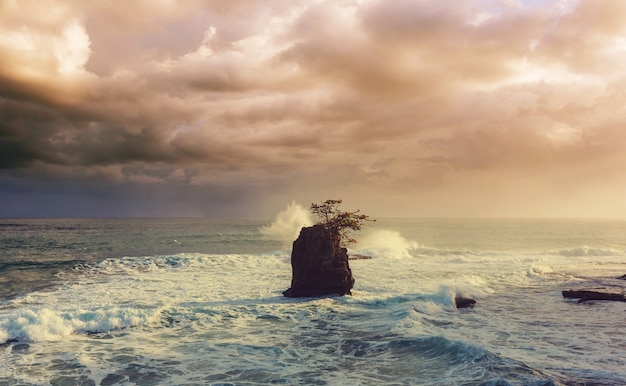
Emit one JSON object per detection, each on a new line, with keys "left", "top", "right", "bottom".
{"left": 1, "top": 0, "right": 626, "bottom": 218}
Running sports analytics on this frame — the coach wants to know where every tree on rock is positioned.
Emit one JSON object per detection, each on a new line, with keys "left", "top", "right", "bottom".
{"left": 283, "top": 199, "right": 374, "bottom": 298}
{"left": 310, "top": 199, "right": 374, "bottom": 247}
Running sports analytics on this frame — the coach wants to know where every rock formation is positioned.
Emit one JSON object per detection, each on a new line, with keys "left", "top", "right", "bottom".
{"left": 283, "top": 224, "right": 354, "bottom": 298}
{"left": 562, "top": 289, "right": 626, "bottom": 303}
{"left": 455, "top": 297, "right": 476, "bottom": 308}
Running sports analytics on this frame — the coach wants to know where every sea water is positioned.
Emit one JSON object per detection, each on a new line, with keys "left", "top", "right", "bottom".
{"left": 0, "top": 211, "right": 625, "bottom": 385}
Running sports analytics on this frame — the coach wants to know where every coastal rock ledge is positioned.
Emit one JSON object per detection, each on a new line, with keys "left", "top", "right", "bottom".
{"left": 283, "top": 224, "right": 354, "bottom": 298}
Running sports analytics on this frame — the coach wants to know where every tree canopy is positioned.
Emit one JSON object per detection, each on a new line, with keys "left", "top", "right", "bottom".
{"left": 310, "top": 199, "right": 374, "bottom": 247}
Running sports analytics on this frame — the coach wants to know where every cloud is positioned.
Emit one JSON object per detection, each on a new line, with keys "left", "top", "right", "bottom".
{"left": 1, "top": 0, "right": 626, "bottom": 217}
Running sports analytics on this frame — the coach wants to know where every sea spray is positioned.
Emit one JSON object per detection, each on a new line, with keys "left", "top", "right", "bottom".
{"left": 260, "top": 201, "right": 313, "bottom": 246}
{"left": 353, "top": 229, "right": 419, "bottom": 258}
{"left": 0, "top": 306, "right": 164, "bottom": 343}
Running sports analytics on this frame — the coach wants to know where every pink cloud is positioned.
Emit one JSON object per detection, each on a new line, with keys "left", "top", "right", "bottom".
{"left": 2, "top": 0, "right": 626, "bottom": 217}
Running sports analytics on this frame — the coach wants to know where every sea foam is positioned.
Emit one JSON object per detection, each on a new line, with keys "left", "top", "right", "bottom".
{"left": 3, "top": 217, "right": 625, "bottom": 385}
{"left": 260, "top": 201, "right": 312, "bottom": 246}
{"left": 0, "top": 307, "right": 163, "bottom": 342}
{"left": 354, "top": 229, "right": 419, "bottom": 259}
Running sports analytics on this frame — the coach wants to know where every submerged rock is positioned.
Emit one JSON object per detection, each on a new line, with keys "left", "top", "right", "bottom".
{"left": 12, "top": 343, "right": 30, "bottom": 352}
{"left": 283, "top": 224, "right": 354, "bottom": 298}
{"left": 455, "top": 297, "right": 476, "bottom": 309}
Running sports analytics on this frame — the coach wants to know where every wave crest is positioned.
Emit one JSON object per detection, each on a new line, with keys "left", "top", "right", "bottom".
{"left": 557, "top": 246, "right": 624, "bottom": 257}
{"left": 353, "top": 229, "right": 419, "bottom": 259}
{"left": 0, "top": 307, "right": 162, "bottom": 343}
{"left": 260, "top": 201, "right": 313, "bottom": 247}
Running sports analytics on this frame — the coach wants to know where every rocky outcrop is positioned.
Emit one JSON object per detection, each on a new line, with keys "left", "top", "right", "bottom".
{"left": 455, "top": 297, "right": 476, "bottom": 308}
{"left": 562, "top": 289, "right": 626, "bottom": 303}
{"left": 283, "top": 224, "right": 354, "bottom": 298}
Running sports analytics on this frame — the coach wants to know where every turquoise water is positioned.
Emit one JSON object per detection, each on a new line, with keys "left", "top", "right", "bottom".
{"left": 1, "top": 215, "right": 625, "bottom": 385}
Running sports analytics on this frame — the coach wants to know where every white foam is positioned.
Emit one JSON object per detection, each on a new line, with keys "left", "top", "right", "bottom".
{"left": 260, "top": 201, "right": 313, "bottom": 247}
{"left": 3, "top": 241, "right": 626, "bottom": 384}
{"left": 558, "top": 246, "right": 623, "bottom": 257}
{"left": 0, "top": 307, "right": 164, "bottom": 343}
{"left": 353, "top": 229, "right": 419, "bottom": 259}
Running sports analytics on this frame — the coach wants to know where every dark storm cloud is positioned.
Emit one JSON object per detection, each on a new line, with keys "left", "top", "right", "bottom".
{"left": 2, "top": 0, "right": 626, "bottom": 217}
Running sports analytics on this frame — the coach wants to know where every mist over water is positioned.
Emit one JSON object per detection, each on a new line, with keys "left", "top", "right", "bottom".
{"left": 260, "top": 201, "right": 312, "bottom": 246}
{"left": 355, "top": 229, "right": 419, "bottom": 258}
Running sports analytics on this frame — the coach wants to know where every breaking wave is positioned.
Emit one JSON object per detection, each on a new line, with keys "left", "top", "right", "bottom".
{"left": 353, "top": 229, "right": 419, "bottom": 259}
{"left": 557, "top": 246, "right": 624, "bottom": 257}
{"left": 260, "top": 201, "right": 312, "bottom": 247}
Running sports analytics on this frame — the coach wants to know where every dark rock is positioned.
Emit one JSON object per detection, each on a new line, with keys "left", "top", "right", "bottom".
{"left": 455, "top": 297, "right": 476, "bottom": 308}
{"left": 1, "top": 338, "right": 18, "bottom": 348}
{"left": 348, "top": 254, "right": 372, "bottom": 260}
{"left": 12, "top": 343, "right": 30, "bottom": 352}
{"left": 283, "top": 224, "right": 354, "bottom": 298}
{"left": 562, "top": 289, "right": 626, "bottom": 303}
{"left": 618, "top": 274, "right": 626, "bottom": 280}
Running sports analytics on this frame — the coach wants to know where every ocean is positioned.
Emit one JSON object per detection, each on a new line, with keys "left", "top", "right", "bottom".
{"left": 1, "top": 210, "right": 625, "bottom": 385}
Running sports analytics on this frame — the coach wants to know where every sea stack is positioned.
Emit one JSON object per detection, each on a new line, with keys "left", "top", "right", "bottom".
{"left": 283, "top": 224, "right": 354, "bottom": 298}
